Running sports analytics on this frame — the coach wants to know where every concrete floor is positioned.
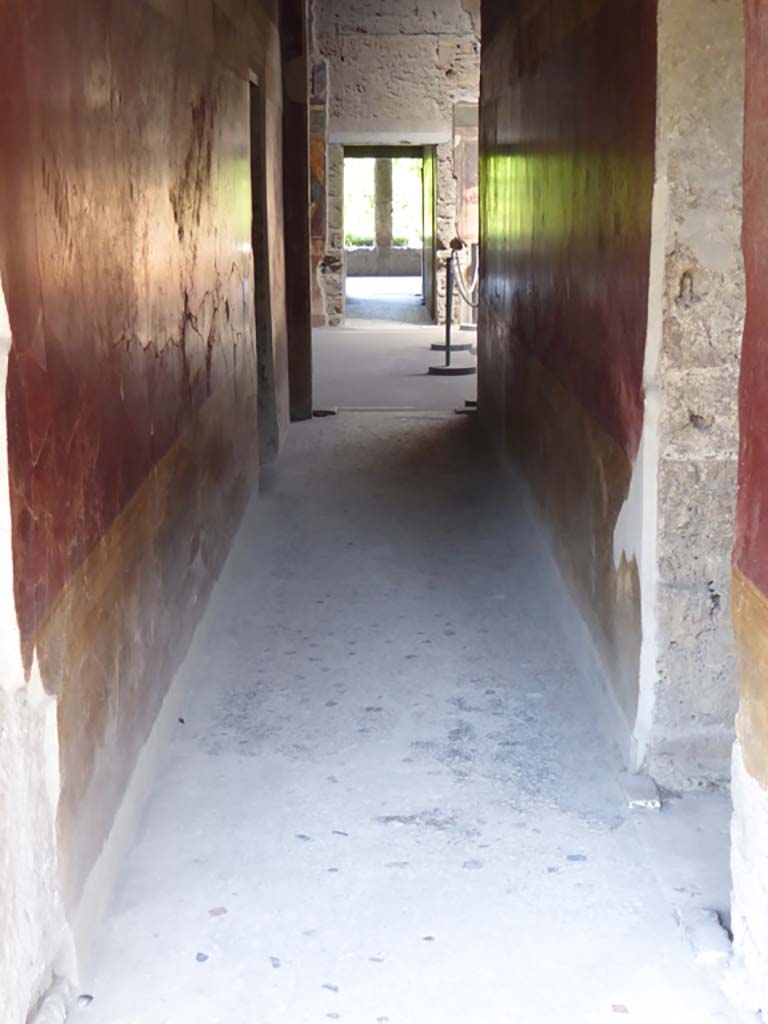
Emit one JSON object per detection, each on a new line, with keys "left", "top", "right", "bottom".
{"left": 71, "top": 385, "right": 742, "bottom": 1021}
{"left": 313, "top": 322, "right": 476, "bottom": 413}
{"left": 345, "top": 276, "right": 431, "bottom": 324}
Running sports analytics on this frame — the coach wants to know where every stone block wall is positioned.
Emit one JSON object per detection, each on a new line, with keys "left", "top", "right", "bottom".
{"left": 638, "top": 0, "right": 744, "bottom": 788}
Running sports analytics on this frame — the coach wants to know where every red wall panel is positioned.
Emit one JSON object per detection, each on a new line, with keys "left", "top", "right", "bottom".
{"left": 480, "top": 0, "right": 657, "bottom": 461}
{"left": 735, "top": 0, "right": 768, "bottom": 598}
{"left": 0, "top": 0, "right": 255, "bottom": 648}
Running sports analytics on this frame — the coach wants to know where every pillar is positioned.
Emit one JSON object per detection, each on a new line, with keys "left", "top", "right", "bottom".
{"left": 374, "top": 158, "right": 393, "bottom": 250}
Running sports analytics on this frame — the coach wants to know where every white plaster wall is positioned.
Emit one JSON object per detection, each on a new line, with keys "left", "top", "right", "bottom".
{"left": 0, "top": 281, "right": 74, "bottom": 1023}
{"left": 731, "top": 741, "right": 768, "bottom": 1014}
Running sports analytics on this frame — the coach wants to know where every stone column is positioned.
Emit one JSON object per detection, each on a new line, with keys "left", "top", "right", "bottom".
{"left": 374, "top": 158, "right": 393, "bottom": 250}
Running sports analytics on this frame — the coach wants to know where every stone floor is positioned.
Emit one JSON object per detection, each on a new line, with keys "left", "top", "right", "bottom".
{"left": 345, "top": 276, "right": 431, "bottom": 324}
{"left": 70, "top": 326, "right": 742, "bottom": 1024}
{"left": 313, "top": 321, "right": 476, "bottom": 413}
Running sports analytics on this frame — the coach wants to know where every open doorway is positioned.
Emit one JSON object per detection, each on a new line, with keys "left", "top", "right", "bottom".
{"left": 250, "top": 78, "right": 279, "bottom": 463}
{"left": 342, "top": 145, "right": 436, "bottom": 324}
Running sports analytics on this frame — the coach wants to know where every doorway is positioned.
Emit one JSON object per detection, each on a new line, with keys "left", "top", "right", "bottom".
{"left": 342, "top": 145, "right": 437, "bottom": 325}
{"left": 249, "top": 79, "right": 279, "bottom": 463}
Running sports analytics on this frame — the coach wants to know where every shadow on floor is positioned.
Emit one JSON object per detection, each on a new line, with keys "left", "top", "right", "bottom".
{"left": 71, "top": 410, "right": 738, "bottom": 1024}
{"left": 346, "top": 275, "right": 431, "bottom": 324}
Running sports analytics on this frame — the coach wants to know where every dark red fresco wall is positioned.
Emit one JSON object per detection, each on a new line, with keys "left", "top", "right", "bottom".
{"left": 0, "top": 1, "right": 256, "bottom": 649}
{"left": 735, "top": 0, "right": 768, "bottom": 597}
{"left": 479, "top": 0, "right": 657, "bottom": 461}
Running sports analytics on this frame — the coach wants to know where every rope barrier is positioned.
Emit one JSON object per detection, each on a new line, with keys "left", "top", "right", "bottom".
{"left": 428, "top": 254, "right": 477, "bottom": 376}
{"left": 453, "top": 251, "right": 480, "bottom": 309}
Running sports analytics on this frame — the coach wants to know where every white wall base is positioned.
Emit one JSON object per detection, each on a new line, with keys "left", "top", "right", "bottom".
{"left": 731, "top": 740, "right": 768, "bottom": 1015}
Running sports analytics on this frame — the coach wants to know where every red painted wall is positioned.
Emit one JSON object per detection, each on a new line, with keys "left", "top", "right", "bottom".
{"left": 0, "top": 1, "right": 256, "bottom": 651}
{"left": 480, "top": 0, "right": 657, "bottom": 461}
{"left": 478, "top": 0, "right": 658, "bottom": 723}
{"left": 736, "top": 0, "right": 768, "bottom": 597}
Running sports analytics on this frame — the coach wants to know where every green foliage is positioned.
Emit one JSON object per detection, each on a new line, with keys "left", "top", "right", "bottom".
{"left": 343, "top": 155, "right": 424, "bottom": 249}
{"left": 392, "top": 158, "right": 423, "bottom": 247}
{"left": 343, "top": 158, "right": 375, "bottom": 245}
{"left": 346, "top": 234, "right": 375, "bottom": 247}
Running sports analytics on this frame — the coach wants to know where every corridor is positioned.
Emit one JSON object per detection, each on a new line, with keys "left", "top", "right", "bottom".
{"left": 72, "top": 407, "right": 739, "bottom": 1024}
{"left": 6, "top": 1, "right": 768, "bottom": 1021}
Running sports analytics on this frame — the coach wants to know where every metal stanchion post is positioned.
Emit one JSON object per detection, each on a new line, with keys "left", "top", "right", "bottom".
{"left": 446, "top": 254, "right": 453, "bottom": 366}
{"left": 430, "top": 249, "right": 473, "bottom": 354}
{"left": 428, "top": 249, "right": 476, "bottom": 377}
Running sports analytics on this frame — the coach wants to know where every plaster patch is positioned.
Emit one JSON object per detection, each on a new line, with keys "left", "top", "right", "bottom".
{"left": 612, "top": 433, "right": 646, "bottom": 572}
{"left": 731, "top": 740, "right": 768, "bottom": 1014}
{"left": 25, "top": 659, "right": 63, "bottom": 818}
{"left": 0, "top": 280, "right": 24, "bottom": 694}
{"left": 628, "top": 163, "right": 668, "bottom": 772}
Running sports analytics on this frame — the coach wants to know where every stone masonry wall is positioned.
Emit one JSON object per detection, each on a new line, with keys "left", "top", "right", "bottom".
{"left": 638, "top": 0, "right": 744, "bottom": 788}
{"left": 309, "top": 0, "right": 480, "bottom": 325}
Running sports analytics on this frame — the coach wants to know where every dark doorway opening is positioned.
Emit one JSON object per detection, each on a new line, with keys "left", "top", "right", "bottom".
{"left": 250, "top": 79, "right": 279, "bottom": 462}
